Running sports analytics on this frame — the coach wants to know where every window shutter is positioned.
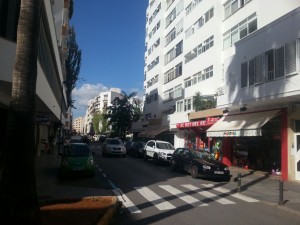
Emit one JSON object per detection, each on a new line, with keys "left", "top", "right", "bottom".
{"left": 241, "top": 62, "right": 248, "bottom": 88}
{"left": 255, "top": 55, "right": 263, "bottom": 83}
{"left": 249, "top": 59, "right": 255, "bottom": 86}
{"left": 275, "top": 46, "right": 284, "bottom": 78}
{"left": 285, "top": 40, "right": 296, "bottom": 74}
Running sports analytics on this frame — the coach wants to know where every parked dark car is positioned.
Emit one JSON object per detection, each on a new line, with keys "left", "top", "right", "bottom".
{"left": 170, "top": 148, "right": 231, "bottom": 181}
{"left": 124, "top": 140, "right": 135, "bottom": 155}
{"left": 130, "top": 141, "right": 146, "bottom": 158}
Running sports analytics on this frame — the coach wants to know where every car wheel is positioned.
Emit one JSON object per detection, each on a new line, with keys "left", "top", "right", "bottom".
{"left": 122, "top": 154, "right": 126, "bottom": 158}
{"left": 170, "top": 160, "right": 176, "bottom": 171}
{"left": 191, "top": 166, "right": 199, "bottom": 179}
{"left": 143, "top": 152, "right": 148, "bottom": 161}
{"left": 153, "top": 154, "right": 159, "bottom": 165}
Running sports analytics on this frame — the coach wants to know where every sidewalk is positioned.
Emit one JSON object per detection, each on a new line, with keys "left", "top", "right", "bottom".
{"left": 35, "top": 149, "right": 120, "bottom": 225}
{"left": 228, "top": 166, "right": 300, "bottom": 215}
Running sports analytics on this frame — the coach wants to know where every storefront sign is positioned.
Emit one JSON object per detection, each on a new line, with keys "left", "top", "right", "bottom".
{"left": 176, "top": 117, "right": 219, "bottom": 129}
{"left": 207, "top": 129, "right": 262, "bottom": 137}
{"left": 36, "top": 112, "right": 51, "bottom": 125}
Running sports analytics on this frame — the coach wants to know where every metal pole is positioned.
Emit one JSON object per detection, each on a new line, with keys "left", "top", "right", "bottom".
{"left": 279, "top": 179, "right": 284, "bottom": 205}
{"left": 237, "top": 172, "right": 241, "bottom": 192}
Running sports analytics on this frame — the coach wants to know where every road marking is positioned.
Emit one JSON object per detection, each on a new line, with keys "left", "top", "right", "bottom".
{"left": 135, "top": 187, "right": 176, "bottom": 210}
{"left": 203, "top": 184, "right": 259, "bottom": 203}
{"left": 182, "top": 184, "right": 235, "bottom": 205}
{"left": 108, "top": 180, "right": 117, "bottom": 189}
{"left": 113, "top": 188, "right": 141, "bottom": 214}
{"left": 159, "top": 185, "right": 207, "bottom": 207}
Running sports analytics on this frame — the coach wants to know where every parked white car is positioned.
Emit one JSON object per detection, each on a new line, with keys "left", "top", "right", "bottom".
{"left": 144, "top": 140, "right": 175, "bottom": 164}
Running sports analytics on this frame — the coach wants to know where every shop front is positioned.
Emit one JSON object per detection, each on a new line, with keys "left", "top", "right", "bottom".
{"left": 176, "top": 117, "right": 220, "bottom": 151}
{"left": 206, "top": 108, "right": 288, "bottom": 180}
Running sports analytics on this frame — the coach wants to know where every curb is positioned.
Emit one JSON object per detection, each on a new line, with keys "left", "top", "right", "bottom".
{"left": 97, "top": 196, "right": 122, "bottom": 225}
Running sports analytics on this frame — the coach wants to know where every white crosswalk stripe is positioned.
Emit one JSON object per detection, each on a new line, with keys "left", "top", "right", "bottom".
{"left": 159, "top": 185, "right": 208, "bottom": 207}
{"left": 135, "top": 186, "right": 176, "bottom": 210}
{"left": 181, "top": 184, "right": 235, "bottom": 205}
{"left": 112, "top": 188, "right": 141, "bottom": 214}
{"left": 115, "top": 184, "right": 260, "bottom": 214}
{"left": 202, "top": 184, "right": 259, "bottom": 203}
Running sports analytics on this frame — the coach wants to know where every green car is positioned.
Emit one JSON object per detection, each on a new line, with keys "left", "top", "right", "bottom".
{"left": 59, "top": 143, "right": 96, "bottom": 177}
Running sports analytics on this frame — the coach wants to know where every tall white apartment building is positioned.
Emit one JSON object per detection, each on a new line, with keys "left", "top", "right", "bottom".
{"left": 84, "top": 88, "right": 122, "bottom": 134}
{"left": 142, "top": 0, "right": 300, "bottom": 181}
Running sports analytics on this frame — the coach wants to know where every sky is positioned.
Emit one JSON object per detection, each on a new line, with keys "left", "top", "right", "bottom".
{"left": 70, "top": 0, "right": 148, "bottom": 118}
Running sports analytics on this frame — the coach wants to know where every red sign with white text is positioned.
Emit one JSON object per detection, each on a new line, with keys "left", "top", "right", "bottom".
{"left": 176, "top": 117, "right": 219, "bottom": 129}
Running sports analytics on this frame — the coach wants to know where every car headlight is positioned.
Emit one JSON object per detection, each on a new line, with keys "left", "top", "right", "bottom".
{"left": 203, "top": 165, "right": 211, "bottom": 169}
{"left": 159, "top": 152, "right": 166, "bottom": 156}
{"left": 224, "top": 167, "right": 229, "bottom": 171}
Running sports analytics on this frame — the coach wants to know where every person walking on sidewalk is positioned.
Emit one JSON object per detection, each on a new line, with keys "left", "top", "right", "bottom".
{"left": 47, "top": 134, "right": 55, "bottom": 154}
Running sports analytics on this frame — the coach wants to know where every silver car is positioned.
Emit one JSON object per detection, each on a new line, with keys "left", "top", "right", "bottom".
{"left": 102, "top": 138, "right": 126, "bottom": 157}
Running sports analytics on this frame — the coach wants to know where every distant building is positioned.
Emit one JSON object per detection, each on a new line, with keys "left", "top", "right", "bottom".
{"left": 84, "top": 88, "right": 123, "bottom": 134}
{"left": 72, "top": 116, "right": 84, "bottom": 134}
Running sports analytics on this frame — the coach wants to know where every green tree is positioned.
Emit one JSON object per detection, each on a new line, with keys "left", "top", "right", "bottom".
{"left": 0, "top": 0, "right": 42, "bottom": 224}
{"left": 99, "top": 112, "right": 109, "bottom": 133}
{"left": 106, "top": 91, "right": 137, "bottom": 138}
{"left": 193, "top": 92, "right": 216, "bottom": 111}
{"left": 92, "top": 112, "right": 101, "bottom": 134}
{"left": 64, "top": 26, "right": 82, "bottom": 107}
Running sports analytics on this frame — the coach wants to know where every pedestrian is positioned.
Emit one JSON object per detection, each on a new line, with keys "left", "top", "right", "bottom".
{"left": 48, "top": 134, "right": 54, "bottom": 154}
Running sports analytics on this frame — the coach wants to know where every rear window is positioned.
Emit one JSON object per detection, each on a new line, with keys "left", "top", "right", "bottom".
{"left": 157, "top": 142, "right": 174, "bottom": 150}
{"left": 108, "top": 139, "right": 122, "bottom": 145}
{"left": 65, "top": 145, "right": 90, "bottom": 156}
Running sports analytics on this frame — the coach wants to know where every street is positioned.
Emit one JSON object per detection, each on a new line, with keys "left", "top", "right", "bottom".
{"left": 62, "top": 142, "right": 300, "bottom": 225}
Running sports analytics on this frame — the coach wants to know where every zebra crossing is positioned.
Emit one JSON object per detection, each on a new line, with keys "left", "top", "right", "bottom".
{"left": 114, "top": 183, "right": 259, "bottom": 214}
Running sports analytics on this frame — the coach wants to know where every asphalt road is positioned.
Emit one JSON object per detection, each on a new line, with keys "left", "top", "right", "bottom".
{"left": 85, "top": 143, "right": 300, "bottom": 225}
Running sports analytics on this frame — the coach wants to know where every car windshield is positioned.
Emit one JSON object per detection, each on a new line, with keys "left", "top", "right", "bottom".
{"left": 65, "top": 145, "right": 90, "bottom": 156}
{"left": 156, "top": 142, "right": 174, "bottom": 150}
{"left": 108, "top": 139, "right": 122, "bottom": 145}
{"left": 191, "top": 150, "right": 212, "bottom": 160}
{"left": 70, "top": 136, "right": 83, "bottom": 143}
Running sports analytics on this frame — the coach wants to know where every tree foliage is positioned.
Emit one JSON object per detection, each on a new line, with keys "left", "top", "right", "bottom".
{"left": 64, "top": 26, "right": 81, "bottom": 107}
{"left": 193, "top": 92, "right": 216, "bottom": 111}
{"left": 106, "top": 91, "right": 140, "bottom": 138}
{"left": 92, "top": 112, "right": 101, "bottom": 134}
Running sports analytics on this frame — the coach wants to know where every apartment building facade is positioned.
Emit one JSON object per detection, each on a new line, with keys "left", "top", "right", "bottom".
{"left": 0, "top": 0, "right": 70, "bottom": 154}
{"left": 72, "top": 116, "right": 84, "bottom": 134}
{"left": 84, "top": 88, "right": 122, "bottom": 134}
{"left": 141, "top": 0, "right": 300, "bottom": 181}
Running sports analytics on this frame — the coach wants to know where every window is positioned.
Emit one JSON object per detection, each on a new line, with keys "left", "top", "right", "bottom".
{"left": 176, "top": 100, "right": 184, "bottom": 112}
{"left": 174, "top": 85, "right": 182, "bottom": 98}
{"left": 184, "top": 98, "right": 192, "bottom": 111}
{"left": 224, "top": 0, "right": 252, "bottom": 19}
{"left": 184, "top": 77, "right": 192, "bottom": 88}
{"left": 204, "top": 66, "right": 213, "bottom": 79}
{"left": 165, "top": 41, "right": 183, "bottom": 65}
{"left": 223, "top": 13, "right": 257, "bottom": 49}
{"left": 264, "top": 50, "right": 275, "bottom": 81}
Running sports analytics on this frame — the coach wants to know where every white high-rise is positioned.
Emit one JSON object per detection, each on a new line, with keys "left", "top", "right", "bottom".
{"left": 141, "top": 0, "right": 300, "bottom": 181}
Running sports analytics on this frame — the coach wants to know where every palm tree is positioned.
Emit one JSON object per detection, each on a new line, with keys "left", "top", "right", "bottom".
{"left": 0, "top": 0, "right": 42, "bottom": 224}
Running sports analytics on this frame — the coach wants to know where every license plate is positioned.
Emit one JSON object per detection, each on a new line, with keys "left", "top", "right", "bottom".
{"left": 214, "top": 171, "right": 224, "bottom": 174}
{"left": 73, "top": 167, "right": 84, "bottom": 171}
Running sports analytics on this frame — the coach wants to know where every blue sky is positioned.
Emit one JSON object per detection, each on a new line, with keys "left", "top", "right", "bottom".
{"left": 71, "top": 0, "right": 148, "bottom": 118}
